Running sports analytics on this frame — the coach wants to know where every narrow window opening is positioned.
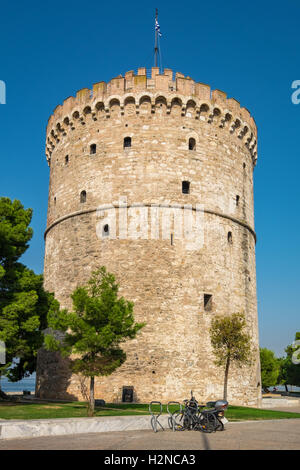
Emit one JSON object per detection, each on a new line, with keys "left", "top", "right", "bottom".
{"left": 80, "top": 190, "right": 86, "bottom": 203}
{"left": 54, "top": 197, "right": 56, "bottom": 205}
{"left": 124, "top": 136, "right": 131, "bottom": 148}
{"left": 243, "top": 162, "right": 246, "bottom": 169}
{"left": 236, "top": 195, "right": 240, "bottom": 206}
{"left": 204, "top": 294, "right": 212, "bottom": 312}
{"left": 90, "top": 144, "right": 96, "bottom": 154}
{"left": 182, "top": 181, "right": 190, "bottom": 194}
{"left": 228, "top": 231, "right": 233, "bottom": 244}
{"left": 171, "top": 233, "right": 174, "bottom": 245}
{"left": 65, "top": 155, "right": 69, "bottom": 164}
{"left": 189, "top": 137, "right": 196, "bottom": 151}
{"left": 103, "top": 224, "right": 109, "bottom": 237}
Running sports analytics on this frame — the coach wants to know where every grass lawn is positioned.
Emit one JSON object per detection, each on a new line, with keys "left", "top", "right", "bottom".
{"left": 0, "top": 401, "right": 300, "bottom": 421}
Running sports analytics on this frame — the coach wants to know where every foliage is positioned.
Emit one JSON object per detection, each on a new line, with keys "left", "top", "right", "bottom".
{"left": 45, "top": 266, "right": 145, "bottom": 414}
{"left": 210, "top": 313, "right": 252, "bottom": 367}
{"left": 0, "top": 197, "right": 55, "bottom": 385}
{"left": 278, "top": 332, "right": 300, "bottom": 388}
{"left": 209, "top": 313, "right": 253, "bottom": 400}
{"left": 260, "top": 348, "right": 280, "bottom": 388}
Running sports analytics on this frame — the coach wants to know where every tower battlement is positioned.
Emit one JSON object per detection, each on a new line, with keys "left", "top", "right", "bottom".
{"left": 46, "top": 67, "right": 257, "bottom": 166}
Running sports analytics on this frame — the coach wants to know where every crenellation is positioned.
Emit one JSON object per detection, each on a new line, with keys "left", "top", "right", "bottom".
{"left": 195, "top": 82, "right": 211, "bottom": 100}
{"left": 226, "top": 97, "right": 241, "bottom": 115}
{"left": 109, "top": 76, "right": 125, "bottom": 94}
{"left": 92, "top": 81, "right": 107, "bottom": 98}
{"left": 134, "top": 74, "right": 147, "bottom": 90}
{"left": 76, "top": 88, "right": 90, "bottom": 103}
{"left": 125, "top": 70, "right": 134, "bottom": 78}
{"left": 163, "top": 68, "right": 173, "bottom": 80}
{"left": 151, "top": 67, "right": 160, "bottom": 78}
{"left": 154, "top": 74, "right": 169, "bottom": 91}
{"left": 176, "top": 76, "right": 195, "bottom": 96}
{"left": 212, "top": 89, "right": 227, "bottom": 103}
{"left": 45, "top": 69, "right": 258, "bottom": 158}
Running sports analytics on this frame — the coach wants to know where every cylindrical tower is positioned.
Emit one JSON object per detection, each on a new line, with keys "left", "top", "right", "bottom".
{"left": 36, "top": 67, "right": 261, "bottom": 407}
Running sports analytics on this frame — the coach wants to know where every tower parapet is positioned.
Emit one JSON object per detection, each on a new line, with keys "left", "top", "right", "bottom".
{"left": 46, "top": 67, "right": 258, "bottom": 166}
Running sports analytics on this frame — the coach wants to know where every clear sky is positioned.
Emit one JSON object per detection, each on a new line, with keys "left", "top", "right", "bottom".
{"left": 0, "top": 0, "right": 299, "bottom": 357}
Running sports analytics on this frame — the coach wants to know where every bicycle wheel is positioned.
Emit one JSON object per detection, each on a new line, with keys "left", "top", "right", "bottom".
{"left": 215, "top": 418, "right": 224, "bottom": 431}
{"left": 184, "top": 414, "right": 192, "bottom": 430}
{"left": 199, "top": 413, "right": 216, "bottom": 433}
{"left": 172, "top": 411, "right": 186, "bottom": 431}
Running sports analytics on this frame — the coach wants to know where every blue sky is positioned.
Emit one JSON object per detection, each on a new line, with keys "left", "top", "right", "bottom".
{"left": 0, "top": 0, "right": 299, "bottom": 357}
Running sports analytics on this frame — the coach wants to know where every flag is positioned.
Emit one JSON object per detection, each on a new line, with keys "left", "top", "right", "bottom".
{"left": 155, "top": 18, "right": 162, "bottom": 37}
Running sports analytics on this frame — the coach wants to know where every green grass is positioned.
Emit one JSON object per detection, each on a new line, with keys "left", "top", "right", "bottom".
{"left": 226, "top": 406, "right": 300, "bottom": 421}
{"left": 0, "top": 402, "right": 148, "bottom": 420}
{"left": 0, "top": 401, "right": 300, "bottom": 421}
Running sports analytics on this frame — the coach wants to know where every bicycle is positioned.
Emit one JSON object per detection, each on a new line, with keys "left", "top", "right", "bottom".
{"left": 169, "top": 392, "right": 227, "bottom": 433}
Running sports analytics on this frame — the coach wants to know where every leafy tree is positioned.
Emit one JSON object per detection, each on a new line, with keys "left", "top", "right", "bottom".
{"left": 45, "top": 267, "right": 145, "bottom": 416}
{"left": 260, "top": 348, "right": 280, "bottom": 389}
{"left": 278, "top": 332, "right": 300, "bottom": 390}
{"left": 209, "top": 313, "right": 253, "bottom": 401}
{"left": 0, "top": 197, "right": 55, "bottom": 398}
{"left": 277, "top": 356, "right": 289, "bottom": 392}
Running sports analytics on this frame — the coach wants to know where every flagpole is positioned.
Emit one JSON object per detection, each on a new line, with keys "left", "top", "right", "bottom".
{"left": 154, "top": 8, "right": 158, "bottom": 68}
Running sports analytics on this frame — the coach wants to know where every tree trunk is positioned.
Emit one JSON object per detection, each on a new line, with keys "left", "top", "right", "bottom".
{"left": 0, "top": 373, "right": 8, "bottom": 400}
{"left": 223, "top": 355, "right": 230, "bottom": 401}
{"left": 88, "top": 376, "right": 95, "bottom": 417}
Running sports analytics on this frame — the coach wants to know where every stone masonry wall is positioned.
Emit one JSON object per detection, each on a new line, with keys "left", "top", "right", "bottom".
{"left": 36, "top": 67, "right": 261, "bottom": 407}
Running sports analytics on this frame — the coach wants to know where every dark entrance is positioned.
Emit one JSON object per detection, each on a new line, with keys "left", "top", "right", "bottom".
{"left": 122, "top": 387, "right": 134, "bottom": 403}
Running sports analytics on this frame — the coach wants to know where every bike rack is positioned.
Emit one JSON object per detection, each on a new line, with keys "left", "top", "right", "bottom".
{"left": 149, "top": 393, "right": 228, "bottom": 433}
{"left": 149, "top": 401, "right": 164, "bottom": 433}
{"left": 167, "top": 401, "right": 182, "bottom": 432}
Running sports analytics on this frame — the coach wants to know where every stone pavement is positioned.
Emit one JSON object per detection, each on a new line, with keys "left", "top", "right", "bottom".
{"left": 0, "top": 419, "right": 299, "bottom": 450}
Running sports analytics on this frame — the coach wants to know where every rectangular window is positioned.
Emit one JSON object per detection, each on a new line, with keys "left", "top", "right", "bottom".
{"left": 204, "top": 294, "right": 212, "bottom": 312}
{"left": 124, "top": 137, "right": 131, "bottom": 148}
{"left": 182, "top": 181, "right": 190, "bottom": 194}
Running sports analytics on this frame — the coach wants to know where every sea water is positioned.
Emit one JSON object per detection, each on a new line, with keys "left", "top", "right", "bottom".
{"left": 0, "top": 373, "right": 36, "bottom": 393}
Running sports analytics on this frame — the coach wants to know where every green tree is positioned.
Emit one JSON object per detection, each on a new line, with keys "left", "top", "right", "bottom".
{"left": 260, "top": 348, "right": 280, "bottom": 389}
{"left": 209, "top": 313, "right": 253, "bottom": 401}
{"left": 278, "top": 333, "right": 300, "bottom": 390}
{"left": 45, "top": 267, "right": 145, "bottom": 416}
{"left": 0, "top": 197, "right": 55, "bottom": 398}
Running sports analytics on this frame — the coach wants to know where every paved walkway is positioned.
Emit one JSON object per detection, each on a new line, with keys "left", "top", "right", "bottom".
{"left": 0, "top": 419, "right": 299, "bottom": 450}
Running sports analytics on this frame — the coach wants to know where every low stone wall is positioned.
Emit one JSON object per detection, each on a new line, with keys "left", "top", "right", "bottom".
{"left": 261, "top": 398, "right": 300, "bottom": 408}
{"left": 0, "top": 415, "right": 168, "bottom": 440}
